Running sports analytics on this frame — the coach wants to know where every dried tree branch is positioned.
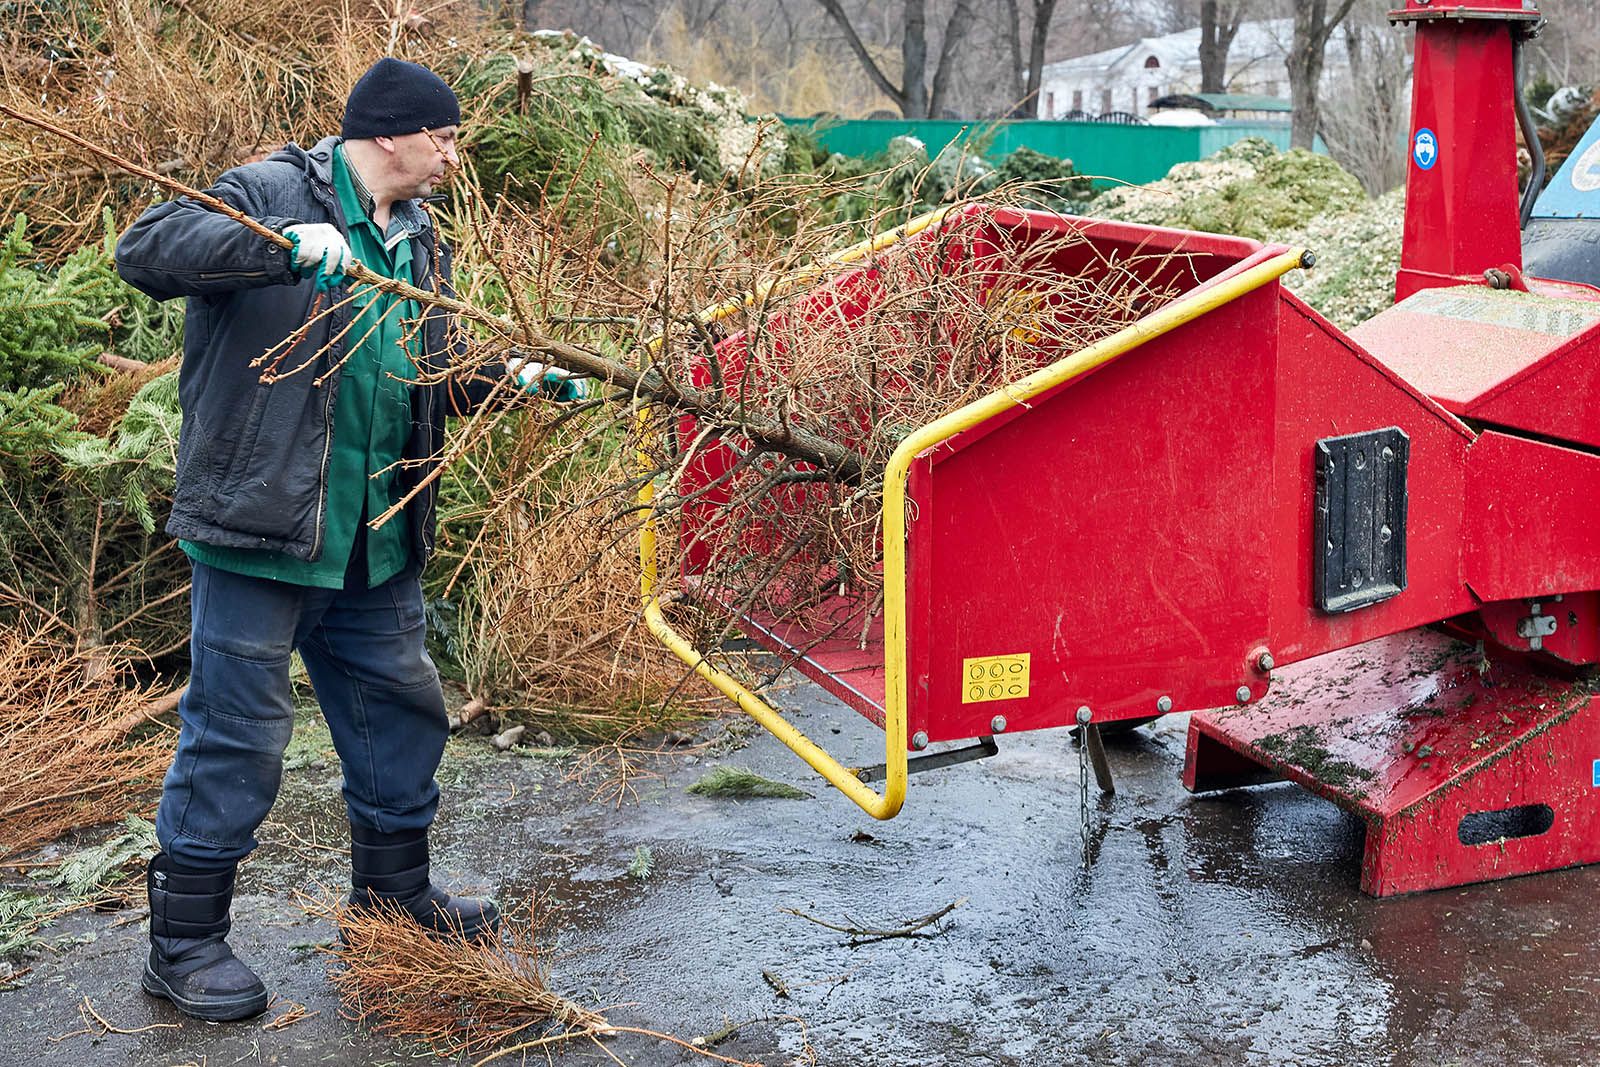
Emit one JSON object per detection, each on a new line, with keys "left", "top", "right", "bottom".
{"left": 779, "top": 897, "right": 967, "bottom": 943}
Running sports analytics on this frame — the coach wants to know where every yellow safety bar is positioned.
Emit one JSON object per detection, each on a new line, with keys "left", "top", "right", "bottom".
{"left": 638, "top": 208, "right": 1308, "bottom": 820}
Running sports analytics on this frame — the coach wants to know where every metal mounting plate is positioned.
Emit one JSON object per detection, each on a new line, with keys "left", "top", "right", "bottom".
{"left": 1314, "top": 427, "right": 1409, "bottom": 613}
{"left": 855, "top": 736, "right": 998, "bottom": 783}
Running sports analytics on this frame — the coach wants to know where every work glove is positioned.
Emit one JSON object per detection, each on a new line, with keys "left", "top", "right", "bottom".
{"left": 507, "top": 357, "right": 589, "bottom": 402}
{"left": 281, "top": 223, "right": 353, "bottom": 291}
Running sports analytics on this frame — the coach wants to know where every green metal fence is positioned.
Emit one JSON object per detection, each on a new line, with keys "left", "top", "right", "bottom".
{"left": 782, "top": 117, "right": 1322, "bottom": 187}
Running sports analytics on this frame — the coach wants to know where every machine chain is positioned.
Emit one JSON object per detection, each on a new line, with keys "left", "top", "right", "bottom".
{"left": 1077, "top": 714, "right": 1091, "bottom": 868}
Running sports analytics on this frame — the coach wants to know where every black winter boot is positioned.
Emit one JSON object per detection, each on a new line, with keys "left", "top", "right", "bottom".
{"left": 142, "top": 853, "right": 269, "bottom": 1021}
{"left": 347, "top": 824, "right": 500, "bottom": 941}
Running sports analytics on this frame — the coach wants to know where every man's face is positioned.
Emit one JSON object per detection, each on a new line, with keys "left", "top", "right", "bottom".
{"left": 380, "top": 125, "right": 459, "bottom": 198}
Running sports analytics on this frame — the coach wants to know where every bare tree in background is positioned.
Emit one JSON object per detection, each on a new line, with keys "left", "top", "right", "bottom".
{"left": 1146, "top": 0, "right": 1195, "bottom": 35}
{"left": 517, "top": 0, "right": 658, "bottom": 48}
{"left": 1288, "top": 0, "right": 1358, "bottom": 148}
{"left": 815, "top": 0, "right": 981, "bottom": 117}
{"left": 1529, "top": 0, "right": 1600, "bottom": 87}
{"left": 1320, "top": 7, "right": 1411, "bottom": 194}
{"left": 1034, "top": 0, "right": 1145, "bottom": 65}
{"left": 1002, "top": 0, "right": 1060, "bottom": 116}
{"left": 1199, "top": 0, "right": 1251, "bottom": 93}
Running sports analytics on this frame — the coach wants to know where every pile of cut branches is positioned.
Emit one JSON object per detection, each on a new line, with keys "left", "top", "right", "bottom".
{"left": 2, "top": 0, "right": 1185, "bottom": 739}
{"left": 0, "top": 0, "right": 492, "bottom": 257}
{"left": 0, "top": 211, "right": 186, "bottom": 659}
{"left": 0, "top": 624, "right": 175, "bottom": 857}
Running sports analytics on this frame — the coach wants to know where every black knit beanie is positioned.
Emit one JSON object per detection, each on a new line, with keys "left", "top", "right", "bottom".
{"left": 341, "top": 58, "right": 460, "bottom": 139}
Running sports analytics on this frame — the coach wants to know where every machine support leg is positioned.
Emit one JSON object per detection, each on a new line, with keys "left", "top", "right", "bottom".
{"left": 1085, "top": 724, "right": 1115, "bottom": 795}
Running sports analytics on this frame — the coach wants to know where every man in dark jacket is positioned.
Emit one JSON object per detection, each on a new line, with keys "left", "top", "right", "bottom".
{"left": 116, "top": 58, "right": 507, "bottom": 1022}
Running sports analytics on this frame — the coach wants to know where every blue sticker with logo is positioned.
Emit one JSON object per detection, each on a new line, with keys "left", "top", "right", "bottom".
{"left": 1532, "top": 115, "right": 1600, "bottom": 220}
{"left": 1593, "top": 758, "right": 1600, "bottom": 788}
{"left": 1413, "top": 128, "right": 1439, "bottom": 171}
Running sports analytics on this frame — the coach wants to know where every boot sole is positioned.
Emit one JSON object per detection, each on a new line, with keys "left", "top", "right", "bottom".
{"left": 141, "top": 963, "right": 270, "bottom": 1022}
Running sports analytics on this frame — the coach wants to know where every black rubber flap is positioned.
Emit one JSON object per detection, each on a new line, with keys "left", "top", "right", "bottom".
{"left": 1314, "top": 427, "right": 1409, "bottom": 613}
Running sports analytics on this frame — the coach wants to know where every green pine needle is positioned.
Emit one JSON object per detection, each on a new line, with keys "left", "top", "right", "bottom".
{"left": 39, "top": 815, "right": 158, "bottom": 898}
{"left": 626, "top": 845, "right": 654, "bottom": 880}
{"left": 686, "top": 766, "right": 811, "bottom": 800}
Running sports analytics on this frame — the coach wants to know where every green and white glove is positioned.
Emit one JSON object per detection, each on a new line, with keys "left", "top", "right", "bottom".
{"left": 282, "top": 223, "right": 353, "bottom": 290}
{"left": 508, "top": 357, "right": 588, "bottom": 401}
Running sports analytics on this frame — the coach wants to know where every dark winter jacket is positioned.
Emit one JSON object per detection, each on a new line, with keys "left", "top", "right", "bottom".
{"left": 115, "top": 136, "right": 501, "bottom": 566}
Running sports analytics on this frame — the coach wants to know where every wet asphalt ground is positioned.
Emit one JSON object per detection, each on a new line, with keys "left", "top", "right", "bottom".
{"left": 4, "top": 672, "right": 1600, "bottom": 1066}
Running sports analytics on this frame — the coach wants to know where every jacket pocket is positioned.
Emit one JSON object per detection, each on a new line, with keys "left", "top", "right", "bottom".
{"left": 211, "top": 378, "right": 328, "bottom": 546}
{"left": 216, "top": 383, "right": 270, "bottom": 504}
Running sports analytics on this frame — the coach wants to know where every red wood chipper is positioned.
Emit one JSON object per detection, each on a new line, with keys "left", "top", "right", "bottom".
{"left": 641, "top": 0, "right": 1600, "bottom": 896}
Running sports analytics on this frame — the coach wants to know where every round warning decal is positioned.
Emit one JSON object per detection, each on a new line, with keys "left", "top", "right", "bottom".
{"left": 1413, "top": 128, "right": 1438, "bottom": 171}
{"left": 1572, "top": 139, "right": 1600, "bottom": 193}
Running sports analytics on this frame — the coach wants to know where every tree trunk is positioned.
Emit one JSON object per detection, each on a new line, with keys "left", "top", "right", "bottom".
{"left": 1287, "top": 50, "right": 1321, "bottom": 148}
{"left": 927, "top": 0, "right": 977, "bottom": 118}
{"left": 1003, "top": 0, "right": 1057, "bottom": 118}
{"left": 1005, "top": 0, "right": 1026, "bottom": 112}
{"left": 902, "top": 0, "right": 930, "bottom": 118}
{"left": 1199, "top": 0, "right": 1244, "bottom": 95}
{"left": 1024, "top": 0, "right": 1058, "bottom": 117}
{"left": 1289, "top": 0, "right": 1358, "bottom": 149}
{"left": 815, "top": 0, "right": 909, "bottom": 115}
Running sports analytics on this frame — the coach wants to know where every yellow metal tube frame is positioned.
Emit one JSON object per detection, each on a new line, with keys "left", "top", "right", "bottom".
{"left": 638, "top": 209, "right": 1307, "bottom": 820}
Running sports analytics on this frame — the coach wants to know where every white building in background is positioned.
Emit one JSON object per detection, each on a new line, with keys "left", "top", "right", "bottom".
{"left": 1036, "top": 19, "right": 1349, "bottom": 120}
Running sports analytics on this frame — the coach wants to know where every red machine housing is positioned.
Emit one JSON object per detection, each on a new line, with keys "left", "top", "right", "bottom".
{"left": 1391, "top": 0, "right": 1540, "bottom": 298}
{"left": 669, "top": 0, "right": 1600, "bottom": 895}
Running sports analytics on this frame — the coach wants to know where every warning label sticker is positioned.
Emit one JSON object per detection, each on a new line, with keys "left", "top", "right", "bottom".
{"left": 1401, "top": 287, "right": 1600, "bottom": 339}
{"left": 961, "top": 653, "right": 1030, "bottom": 704}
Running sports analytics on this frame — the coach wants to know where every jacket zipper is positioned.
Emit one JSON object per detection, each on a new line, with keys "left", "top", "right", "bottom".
{"left": 308, "top": 164, "right": 344, "bottom": 562}
{"left": 411, "top": 232, "right": 435, "bottom": 561}
{"left": 197, "top": 269, "right": 267, "bottom": 282}
{"left": 310, "top": 361, "right": 336, "bottom": 561}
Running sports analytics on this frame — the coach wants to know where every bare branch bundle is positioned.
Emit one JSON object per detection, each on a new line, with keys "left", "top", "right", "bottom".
{"left": 0, "top": 622, "right": 174, "bottom": 855}
{"left": 307, "top": 894, "right": 772, "bottom": 1066}
{"left": 635, "top": 198, "right": 1198, "bottom": 653}
{"left": 307, "top": 893, "right": 608, "bottom": 1059}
